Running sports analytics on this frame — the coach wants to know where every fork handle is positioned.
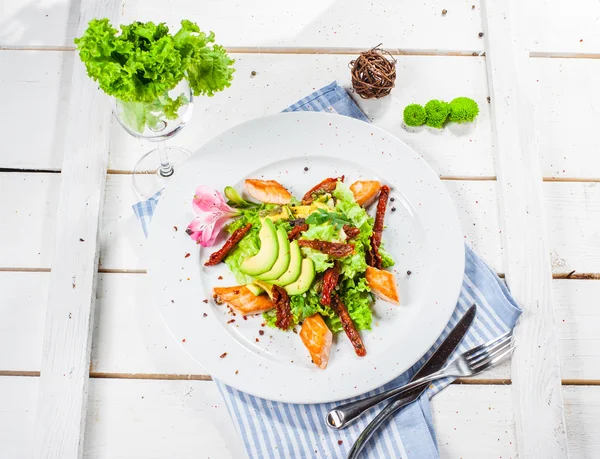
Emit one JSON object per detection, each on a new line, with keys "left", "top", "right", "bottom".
{"left": 347, "top": 391, "right": 421, "bottom": 459}
{"left": 326, "top": 368, "right": 444, "bottom": 430}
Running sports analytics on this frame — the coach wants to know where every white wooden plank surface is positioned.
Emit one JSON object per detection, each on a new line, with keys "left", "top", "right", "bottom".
{"left": 3, "top": 275, "right": 599, "bottom": 381}
{"left": 3, "top": 175, "right": 596, "bottom": 274}
{"left": 531, "top": 58, "right": 600, "bottom": 180}
{"left": 527, "top": 0, "right": 600, "bottom": 55}
{"left": 32, "top": 0, "right": 120, "bottom": 457}
{"left": 0, "top": 0, "right": 484, "bottom": 51}
{"left": 3, "top": 377, "right": 600, "bottom": 459}
{"left": 483, "top": 0, "right": 569, "bottom": 456}
{"left": 545, "top": 182, "right": 600, "bottom": 275}
{"left": 0, "top": 50, "right": 72, "bottom": 170}
{"left": 1, "top": 51, "right": 495, "bottom": 176}
{"left": 0, "top": 172, "right": 60, "bottom": 268}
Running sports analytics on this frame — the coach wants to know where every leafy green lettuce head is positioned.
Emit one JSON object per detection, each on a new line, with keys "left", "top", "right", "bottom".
{"left": 74, "top": 19, "right": 235, "bottom": 103}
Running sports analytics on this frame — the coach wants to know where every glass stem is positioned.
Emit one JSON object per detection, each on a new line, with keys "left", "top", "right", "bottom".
{"left": 157, "top": 141, "right": 174, "bottom": 177}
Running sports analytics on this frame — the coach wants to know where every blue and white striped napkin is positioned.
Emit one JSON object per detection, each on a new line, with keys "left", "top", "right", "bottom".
{"left": 134, "top": 81, "right": 521, "bottom": 459}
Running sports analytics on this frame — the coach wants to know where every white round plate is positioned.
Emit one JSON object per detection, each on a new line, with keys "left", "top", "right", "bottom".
{"left": 148, "top": 112, "right": 464, "bottom": 404}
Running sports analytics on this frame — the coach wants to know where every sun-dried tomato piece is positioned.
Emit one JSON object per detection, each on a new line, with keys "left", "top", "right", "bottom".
{"left": 342, "top": 224, "right": 360, "bottom": 240}
{"left": 272, "top": 285, "right": 293, "bottom": 330}
{"left": 330, "top": 295, "right": 366, "bottom": 357}
{"left": 297, "top": 240, "right": 354, "bottom": 258}
{"left": 301, "top": 176, "right": 345, "bottom": 205}
{"left": 321, "top": 264, "right": 340, "bottom": 306}
{"left": 204, "top": 224, "right": 252, "bottom": 266}
{"left": 288, "top": 223, "right": 309, "bottom": 241}
{"left": 367, "top": 185, "right": 390, "bottom": 269}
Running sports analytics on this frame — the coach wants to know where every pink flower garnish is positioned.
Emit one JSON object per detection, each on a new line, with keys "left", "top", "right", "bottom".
{"left": 186, "top": 185, "right": 240, "bottom": 247}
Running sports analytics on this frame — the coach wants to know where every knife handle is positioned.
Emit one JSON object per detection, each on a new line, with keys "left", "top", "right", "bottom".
{"left": 346, "top": 389, "right": 424, "bottom": 459}
{"left": 327, "top": 370, "right": 442, "bottom": 430}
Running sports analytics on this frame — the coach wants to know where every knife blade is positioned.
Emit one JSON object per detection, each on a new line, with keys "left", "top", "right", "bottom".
{"left": 346, "top": 304, "right": 477, "bottom": 459}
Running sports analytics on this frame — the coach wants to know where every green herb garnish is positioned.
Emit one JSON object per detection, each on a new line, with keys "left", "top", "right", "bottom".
{"left": 305, "top": 208, "right": 352, "bottom": 231}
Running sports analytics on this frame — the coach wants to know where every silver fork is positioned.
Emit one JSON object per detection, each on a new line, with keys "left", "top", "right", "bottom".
{"left": 326, "top": 331, "right": 515, "bottom": 430}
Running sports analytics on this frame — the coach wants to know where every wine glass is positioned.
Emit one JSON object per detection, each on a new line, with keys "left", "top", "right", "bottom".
{"left": 113, "top": 79, "right": 194, "bottom": 199}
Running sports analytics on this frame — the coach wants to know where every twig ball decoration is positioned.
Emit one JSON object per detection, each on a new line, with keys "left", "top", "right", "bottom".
{"left": 349, "top": 46, "right": 397, "bottom": 99}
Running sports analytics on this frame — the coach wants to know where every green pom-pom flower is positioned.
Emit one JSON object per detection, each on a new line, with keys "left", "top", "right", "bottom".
{"left": 403, "top": 104, "right": 427, "bottom": 127}
{"left": 424, "top": 99, "right": 450, "bottom": 129}
{"left": 449, "top": 97, "right": 479, "bottom": 123}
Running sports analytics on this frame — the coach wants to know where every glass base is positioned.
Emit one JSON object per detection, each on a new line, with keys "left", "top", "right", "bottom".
{"left": 133, "top": 146, "right": 191, "bottom": 199}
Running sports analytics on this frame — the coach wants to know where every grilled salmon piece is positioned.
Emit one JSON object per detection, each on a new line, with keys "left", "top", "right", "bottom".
{"left": 299, "top": 314, "right": 333, "bottom": 370}
{"left": 350, "top": 180, "right": 382, "bottom": 207}
{"left": 244, "top": 179, "right": 292, "bottom": 204}
{"left": 213, "top": 285, "right": 275, "bottom": 315}
{"left": 365, "top": 266, "right": 400, "bottom": 305}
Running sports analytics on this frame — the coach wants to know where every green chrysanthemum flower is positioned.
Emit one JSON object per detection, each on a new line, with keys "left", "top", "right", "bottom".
{"left": 403, "top": 104, "right": 427, "bottom": 127}
{"left": 449, "top": 97, "right": 479, "bottom": 123}
{"left": 424, "top": 99, "right": 450, "bottom": 129}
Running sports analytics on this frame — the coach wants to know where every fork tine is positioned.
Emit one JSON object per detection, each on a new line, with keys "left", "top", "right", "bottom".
{"left": 472, "top": 345, "right": 516, "bottom": 373}
{"left": 469, "top": 337, "right": 513, "bottom": 366}
{"left": 466, "top": 333, "right": 513, "bottom": 363}
{"left": 465, "top": 331, "right": 512, "bottom": 360}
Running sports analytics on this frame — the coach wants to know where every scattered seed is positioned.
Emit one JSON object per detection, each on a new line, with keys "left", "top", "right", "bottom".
{"left": 487, "top": 96, "right": 491, "bottom": 103}
{"left": 182, "top": 338, "right": 186, "bottom": 343}
{"left": 471, "top": 4, "right": 475, "bottom": 9}
{"left": 220, "top": 352, "right": 227, "bottom": 358}
{"left": 442, "top": 9, "right": 447, "bottom": 15}
{"left": 173, "top": 226, "right": 178, "bottom": 231}
{"left": 390, "top": 197, "right": 395, "bottom": 202}
{"left": 478, "top": 32, "right": 484, "bottom": 38}
{"left": 338, "top": 440, "right": 343, "bottom": 446}
{"left": 255, "top": 338, "right": 260, "bottom": 342}
{"left": 203, "top": 299, "right": 209, "bottom": 304}
{"left": 235, "top": 370, "right": 239, "bottom": 374}
{"left": 203, "top": 313, "right": 208, "bottom": 317}
{"left": 227, "top": 319, "right": 235, "bottom": 324}
{"left": 243, "top": 315, "right": 248, "bottom": 320}
{"left": 79, "top": 238, "right": 85, "bottom": 242}
{"left": 259, "top": 330, "right": 265, "bottom": 336}
{"left": 304, "top": 166, "right": 309, "bottom": 171}
{"left": 250, "top": 70, "right": 257, "bottom": 77}
{"left": 407, "top": 270, "right": 412, "bottom": 276}
{"left": 218, "top": 276, "right": 223, "bottom": 280}
{"left": 391, "top": 207, "right": 396, "bottom": 212}
{"left": 185, "top": 253, "right": 191, "bottom": 258}
{"left": 171, "top": 300, "right": 175, "bottom": 303}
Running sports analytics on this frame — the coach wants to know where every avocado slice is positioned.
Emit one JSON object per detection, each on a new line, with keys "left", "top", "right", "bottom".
{"left": 290, "top": 202, "right": 330, "bottom": 219}
{"left": 252, "top": 280, "right": 274, "bottom": 299}
{"left": 246, "top": 283, "right": 264, "bottom": 296}
{"left": 240, "top": 218, "right": 279, "bottom": 276}
{"left": 256, "top": 227, "right": 291, "bottom": 281}
{"left": 284, "top": 258, "right": 315, "bottom": 296}
{"left": 272, "top": 240, "right": 302, "bottom": 286}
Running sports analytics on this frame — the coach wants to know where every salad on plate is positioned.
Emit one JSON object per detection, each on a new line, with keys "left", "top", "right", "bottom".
{"left": 186, "top": 176, "right": 400, "bottom": 370}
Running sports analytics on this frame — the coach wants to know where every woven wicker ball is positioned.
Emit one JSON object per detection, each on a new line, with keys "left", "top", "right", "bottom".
{"left": 349, "top": 46, "right": 397, "bottom": 99}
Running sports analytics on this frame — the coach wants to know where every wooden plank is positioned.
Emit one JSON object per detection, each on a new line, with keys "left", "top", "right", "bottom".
{"left": 32, "top": 1, "right": 120, "bottom": 457}
{"left": 531, "top": 58, "right": 600, "bottom": 180}
{"left": 482, "top": 0, "right": 569, "bottom": 456}
{"left": 5, "top": 50, "right": 600, "bottom": 180}
{"left": 527, "top": 0, "right": 600, "bottom": 55}
{"left": 4, "top": 377, "right": 600, "bottom": 459}
{"left": 0, "top": 0, "right": 484, "bottom": 51}
{"left": 545, "top": 182, "right": 600, "bottom": 275}
{"left": 0, "top": 50, "right": 72, "bottom": 170}
{"left": 0, "top": 173, "right": 60, "bottom": 268}
{"left": 0, "top": 272, "right": 47, "bottom": 372}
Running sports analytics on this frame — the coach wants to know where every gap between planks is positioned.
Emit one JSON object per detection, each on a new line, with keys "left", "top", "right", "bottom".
{"left": 2, "top": 370, "right": 600, "bottom": 386}
{"left": 3, "top": 45, "right": 600, "bottom": 60}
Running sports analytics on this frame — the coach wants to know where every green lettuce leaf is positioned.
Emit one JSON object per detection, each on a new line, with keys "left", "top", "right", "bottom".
{"left": 301, "top": 247, "right": 333, "bottom": 273}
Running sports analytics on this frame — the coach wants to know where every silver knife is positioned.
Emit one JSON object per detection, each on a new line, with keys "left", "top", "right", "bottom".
{"left": 345, "top": 304, "right": 476, "bottom": 459}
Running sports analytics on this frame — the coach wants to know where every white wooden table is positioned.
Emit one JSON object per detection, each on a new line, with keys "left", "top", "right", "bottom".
{"left": 1, "top": 0, "right": 599, "bottom": 457}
